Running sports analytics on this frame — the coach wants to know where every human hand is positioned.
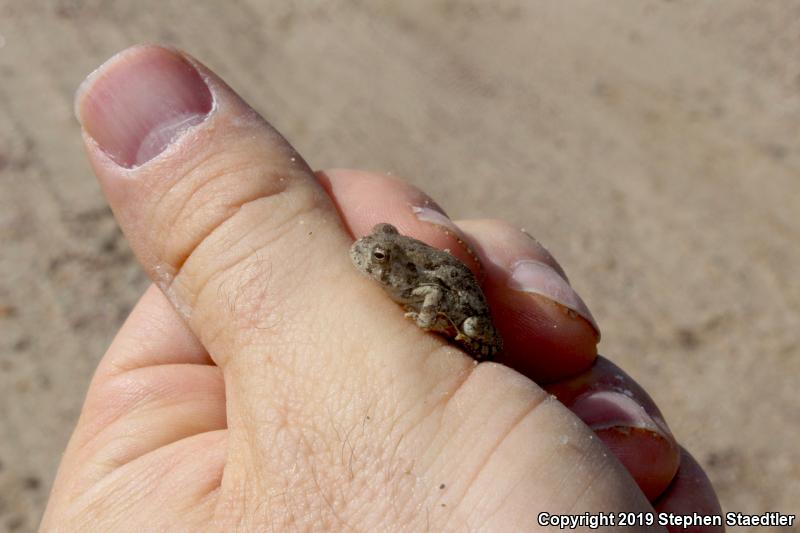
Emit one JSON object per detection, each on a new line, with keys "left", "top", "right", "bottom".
{"left": 42, "top": 45, "right": 721, "bottom": 532}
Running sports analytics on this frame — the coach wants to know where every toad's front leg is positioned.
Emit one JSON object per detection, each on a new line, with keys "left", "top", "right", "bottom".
{"left": 405, "top": 285, "right": 447, "bottom": 330}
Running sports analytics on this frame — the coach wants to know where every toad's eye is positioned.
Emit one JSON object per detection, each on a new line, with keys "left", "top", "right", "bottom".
{"left": 372, "top": 249, "right": 388, "bottom": 261}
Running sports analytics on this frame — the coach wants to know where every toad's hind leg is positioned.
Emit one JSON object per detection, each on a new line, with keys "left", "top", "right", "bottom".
{"left": 456, "top": 316, "right": 502, "bottom": 360}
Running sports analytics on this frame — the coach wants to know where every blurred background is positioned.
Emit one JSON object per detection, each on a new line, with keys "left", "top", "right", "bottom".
{"left": 1, "top": 1, "right": 798, "bottom": 531}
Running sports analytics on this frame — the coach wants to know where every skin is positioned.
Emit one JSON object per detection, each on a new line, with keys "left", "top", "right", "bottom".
{"left": 41, "top": 45, "right": 723, "bottom": 532}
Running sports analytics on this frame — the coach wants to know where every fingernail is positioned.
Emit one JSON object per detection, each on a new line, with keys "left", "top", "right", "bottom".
{"left": 411, "top": 204, "right": 461, "bottom": 235}
{"left": 519, "top": 229, "right": 569, "bottom": 282}
{"left": 571, "top": 390, "right": 671, "bottom": 438}
{"left": 75, "top": 45, "right": 213, "bottom": 169}
{"left": 509, "top": 260, "right": 600, "bottom": 334}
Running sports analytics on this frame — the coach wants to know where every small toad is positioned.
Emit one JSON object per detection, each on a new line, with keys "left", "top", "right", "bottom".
{"left": 350, "top": 223, "right": 502, "bottom": 360}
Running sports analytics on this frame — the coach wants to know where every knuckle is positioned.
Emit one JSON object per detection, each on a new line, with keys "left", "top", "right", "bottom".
{"left": 80, "top": 366, "right": 189, "bottom": 444}
{"left": 173, "top": 182, "right": 329, "bottom": 353}
{"left": 149, "top": 151, "right": 292, "bottom": 270}
{"left": 134, "top": 142, "right": 331, "bottom": 326}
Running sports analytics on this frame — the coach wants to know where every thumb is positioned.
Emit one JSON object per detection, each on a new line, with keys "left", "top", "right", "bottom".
{"left": 77, "top": 44, "right": 356, "bottom": 364}
{"left": 76, "top": 43, "right": 391, "bottom": 448}
{"left": 76, "top": 43, "right": 463, "bottom": 470}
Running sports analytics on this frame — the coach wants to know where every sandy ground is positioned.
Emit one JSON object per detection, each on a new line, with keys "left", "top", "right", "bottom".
{"left": 1, "top": 1, "right": 798, "bottom": 531}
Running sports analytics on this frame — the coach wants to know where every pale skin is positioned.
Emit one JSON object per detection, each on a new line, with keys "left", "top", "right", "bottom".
{"left": 41, "top": 45, "right": 723, "bottom": 532}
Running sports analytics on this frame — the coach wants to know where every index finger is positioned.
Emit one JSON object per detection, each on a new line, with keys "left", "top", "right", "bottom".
{"left": 318, "top": 169, "right": 599, "bottom": 382}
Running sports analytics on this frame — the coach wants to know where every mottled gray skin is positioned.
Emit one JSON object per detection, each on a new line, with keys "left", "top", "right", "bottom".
{"left": 350, "top": 223, "right": 502, "bottom": 360}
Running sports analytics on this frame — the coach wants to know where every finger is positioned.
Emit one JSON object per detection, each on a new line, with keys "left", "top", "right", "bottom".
{"left": 545, "top": 356, "right": 680, "bottom": 501}
{"left": 50, "top": 283, "right": 224, "bottom": 477}
{"left": 321, "top": 168, "right": 678, "bottom": 503}
{"left": 655, "top": 448, "right": 724, "bottom": 533}
{"left": 97, "top": 284, "right": 211, "bottom": 377}
{"left": 316, "top": 169, "right": 484, "bottom": 274}
{"left": 42, "top": 430, "right": 226, "bottom": 531}
{"left": 318, "top": 169, "right": 599, "bottom": 381}
{"left": 456, "top": 218, "right": 599, "bottom": 380}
